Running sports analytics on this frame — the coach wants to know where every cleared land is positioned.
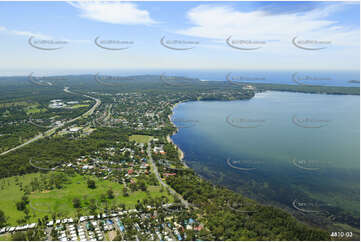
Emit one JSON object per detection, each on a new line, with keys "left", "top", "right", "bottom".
{"left": 0, "top": 173, "right": 172, "bottom": 225}
{"left": 0, "top": 234, "right": 11, "bottom": 241}
{"left": 25, "top": 104, "right": 47, "bottom": 115}
{"left": 71, "top": 104, "right": 89, "bottom": 109}
{"left": 129, "top": 135, "right": 153, "bottom": 144}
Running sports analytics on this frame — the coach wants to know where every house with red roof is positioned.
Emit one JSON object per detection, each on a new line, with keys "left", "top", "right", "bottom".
{"left": 163, "top": 173, "right": 176, "bottom": 178}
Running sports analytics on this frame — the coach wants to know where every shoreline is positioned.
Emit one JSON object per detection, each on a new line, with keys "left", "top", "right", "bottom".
{"left": 167, "top": 101, "right": 188, "bottom": 168}
{"left": 165, "top": 92, "right": 359, "bottom": 234}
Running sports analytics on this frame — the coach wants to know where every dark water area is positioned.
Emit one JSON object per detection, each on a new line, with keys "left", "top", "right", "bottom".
{"left": 171, "top": 91, "right": 360, "bottom": 230}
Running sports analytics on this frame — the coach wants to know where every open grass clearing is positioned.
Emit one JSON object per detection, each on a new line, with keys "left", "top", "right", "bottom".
{"left": 0, "top": 172, "right": 172, "bottom": 225}
{"left": 129, "top": 135, "right": 153, "bottom": 144}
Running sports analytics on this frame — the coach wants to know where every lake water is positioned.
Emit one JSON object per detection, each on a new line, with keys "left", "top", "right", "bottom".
{"left": 171, "top": 91, "right": 360, "bottom": 229}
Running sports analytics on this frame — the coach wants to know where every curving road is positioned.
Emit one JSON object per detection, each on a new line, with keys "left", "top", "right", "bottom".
{"left": 64, "top": 87, "right": 101, "bottom": 122}
{"left": 0, "top": 87, "right": 101, "bottom": 156}
{"left": 147, "top": 142, "right": 190, "bottom": 208}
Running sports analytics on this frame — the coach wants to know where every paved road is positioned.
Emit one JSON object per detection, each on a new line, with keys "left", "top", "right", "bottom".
{"left": 0, "top": 133, "right": 44, "bottom": 156}
{"left": 64, "top": 87, "right": 101, "bottom": 120}
{"left": 0, "top": 87, "right": 101, "bottom": 156}
{"left": 95, "top": 103, "right": 112, "bottom": 126}
{"left": 28, "top": 116, "right": 52, "bottom": 129}
{"left": 147, "top": 142, "right": 189, "bottom": 208}
{"left": 104, "top": 104, "right": 112, "bottom": 122}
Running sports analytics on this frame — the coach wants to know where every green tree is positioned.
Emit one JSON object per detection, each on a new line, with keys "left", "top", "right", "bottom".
{"left": 0, "top": 210, "right": 7, "bottom": 227}
{"left": 24, "top": 208, "right": 30, "bottom": 221}
{"left": 107, "top": 188, "right": 114, "bottom": 199}
{"left": 122, "top": 187, "right": 129, "bottom": 197}
{"left": 138, "top": 181, "right": 147, "bottom": 192}
{"left": 16, "top": 201, "right": 26, "bottom": 211}
{"left": 87, "top": 179, "right": 96, "bottom": 189}
{"left": 100, "top": 193, "right": 106, "bottom": 203}
{"left": 21, "top": 195, "right": 29, "bottom": 204}
{"left": 11, "top": 232, "right": 27, "bottom": 241}
{"left": 89, "top": 199, "right": 97, "bottom": 213}
{"left": 72, "top": 197, "right": 81, "bottom": 208}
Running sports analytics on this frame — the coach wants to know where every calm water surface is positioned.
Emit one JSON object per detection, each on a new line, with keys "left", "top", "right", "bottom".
{"left": 171, "top": 91, "right": 360, "bottom": 223}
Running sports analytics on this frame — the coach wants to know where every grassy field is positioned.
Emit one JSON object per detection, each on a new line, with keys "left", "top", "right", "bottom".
{"left": 0, "top": 234, "right": 11, "bottom": 241}
{"left": 0, "top": 173, "right": 172, "bottom": 226}
{"left": 0, "top": 173, "right": 40, "bottom": 225}
{"left": 71, "top": 104, "right": 89, "bottom": 109}
{"left": 25, "top": 104, "right": 47, "bottom": 115}
{"left": 129, "top": 135, "right": 153, "bottom": 144}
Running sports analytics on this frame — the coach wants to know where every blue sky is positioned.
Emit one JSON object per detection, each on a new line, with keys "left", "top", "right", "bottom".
{"left": 0, "top": 1, "right": 359, "bottom": 75}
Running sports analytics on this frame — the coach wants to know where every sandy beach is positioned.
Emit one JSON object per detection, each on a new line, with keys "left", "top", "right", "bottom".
{"left": 167, "top": 134, "right": 184, "bottom": 160}
{"left": 167, "top": 102, "right": 188, "bottom": 167}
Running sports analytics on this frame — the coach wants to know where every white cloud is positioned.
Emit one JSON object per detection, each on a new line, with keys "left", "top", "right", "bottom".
{"left": 0, "top": 27, "right": 52, "bottom": 39}
{"left": 0, "top": 27, "right": 90, "bottom": 44}
{"left": 176, "top": 4, "right": 359, "bottom": 48}
{"left": 11, "top": 30, "right": 51, "bottom": 39}
{"left": 0, "top": 26, "right": 51, "bottom": 39}
{"left": 69, "top": 1, "right": 157, "bottom": 25}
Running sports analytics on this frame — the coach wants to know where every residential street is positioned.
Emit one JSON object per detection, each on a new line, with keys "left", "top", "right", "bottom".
{"left": 147, "top": 142, "right": 189, "bottom": 208}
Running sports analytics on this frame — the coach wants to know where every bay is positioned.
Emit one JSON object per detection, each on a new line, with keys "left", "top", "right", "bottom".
{"left": 171, "top": 91, "right": 360, "bottom": 228}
